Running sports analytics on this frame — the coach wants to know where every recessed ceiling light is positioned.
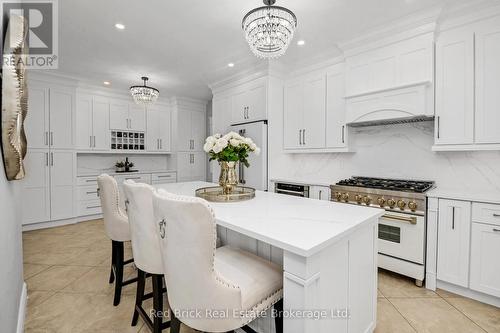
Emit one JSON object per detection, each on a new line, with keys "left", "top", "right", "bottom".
{"left": 228, "top": 63, "right": 235, "bottom": 68}
{"left": 297, "top": 40, "right": 305, "bottom": 46}
{"left": 114, "top": 23, "right": 125, "bottom": 30}
{"left": 103, "top": 81, "right": 111, "bottom": 86}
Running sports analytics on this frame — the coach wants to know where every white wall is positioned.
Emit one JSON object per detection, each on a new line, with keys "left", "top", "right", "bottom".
{"left": 269, "top": 112, "right": 500, "bottom": 192}
{"left": 0, "top": 153, "right": 24, "bottom": 330}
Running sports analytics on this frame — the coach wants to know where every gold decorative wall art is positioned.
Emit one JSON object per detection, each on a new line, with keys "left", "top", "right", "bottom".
{"left": 1, "top": 15, "right": 28, "bottom": 181}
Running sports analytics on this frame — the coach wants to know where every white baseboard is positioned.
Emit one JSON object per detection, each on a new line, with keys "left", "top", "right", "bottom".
{"left": 16, "top": 282, "right": 27, "bottom": 333}
{"left": 436, "top": 280, "right": 500, "bottom": 308}
{"left": 22, "top": 214, "right": 102, "bottom": 232}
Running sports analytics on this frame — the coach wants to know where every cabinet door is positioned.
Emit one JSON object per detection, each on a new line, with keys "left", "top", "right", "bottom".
{"left": 437, "top": 199, "right": 471, "bottom": 287}
{"left": 435, "top": 29, "right": 474, "bottom": 145}
{"left": 109, "top": 100, "right": 129, "bottom": 130}
{"left": 191, "top": 111, "right": 206, "bottom": 151}
{"left": 247, "top": 83, "right": 267, "bottom": 121}
{"left": 49, "top": 88, "right": 74, "bottom": 149}
{"left": 231, "top": 90, "right": 247, "bottom": 124}
{"left": 303, "top": 74, "right": 326, "bottom": 149}
{"left": 283, "top": 80, "right": 303, "bottom": 149}
{"left": 310, "top": 186, "right": 330, "bottom": 201}
{"left": 21, "top": 150, "right": 50, "bottom": 224}
{"left": 75, "top": 94, "right": 92, "bottom": 150}
{"left": 475, "top": 19, "right": 500, "bottom": 144}
{"left": 26, "top": 86, "right": 49, "bottom": 149}
{"left": 92, "top": 98, "right": 110, "bottom": 151}
{"left": 50, "top": 151, "right": 75, "bottom": 221}
{"left": 326, "top": 68, "right": 347, "bottom": 148}
{"left": 177, "top": 110, "right": 192, "bottom": 151}
{"left": 158, "top": 109, "right": 172, "bottom": 152}
{"left": 177, "top": 152, "right": 193, "bottom": 182}
{"left": 146, "top": 110, "right": 160, "bottom": 151}
{"left": 470, "top": 222, "right": 500, "bottom": 297}
{"left": 192, "top": 152, "right": 206, "bottom": 181}
{"left": 212, "top": 96, "right": 231, "bottom": 135}
{"left": 129, "top": 104, "right": 146, "bottom": 131}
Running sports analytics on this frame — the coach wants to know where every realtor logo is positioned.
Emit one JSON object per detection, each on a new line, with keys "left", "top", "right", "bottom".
{"left": 2, "top": 0, "right": 58, "bottom": 68}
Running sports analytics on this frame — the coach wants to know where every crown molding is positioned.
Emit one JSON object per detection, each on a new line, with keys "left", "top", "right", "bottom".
{"left": 338, "top": 6, "right": 442, "bottom": 57}
{"left": 171, "top": 96, "right": 208, "bottom": 111}
{"left": 28, "top": 70, "right": 79, "bottom": 87}
{"left": 437, "top": 0, "right": 500, "bottom": 32}
{"left": 284, "top": 54, "right": 345, "bottom": 79}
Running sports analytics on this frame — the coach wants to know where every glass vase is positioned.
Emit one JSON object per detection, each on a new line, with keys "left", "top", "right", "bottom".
{"left": 219, "top": 161, "right": 238, "bottom": 195}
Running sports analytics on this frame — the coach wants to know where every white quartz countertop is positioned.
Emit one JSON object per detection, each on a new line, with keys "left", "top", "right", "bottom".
{"left": 77, "top": 170, "right": 177, "bottom": 177}
{"left": 154, "top": 181, "right": 384, "bottom": 257}
{"left": 427, "top": 188, "right": 500, "bottom": 205}
{"left": 270, "top": 178, "right": 333, "bottom": 188}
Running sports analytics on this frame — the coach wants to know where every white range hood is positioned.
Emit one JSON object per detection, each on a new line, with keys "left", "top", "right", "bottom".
{"left": 345, "top": 81, "right": 434, "bottom": 127}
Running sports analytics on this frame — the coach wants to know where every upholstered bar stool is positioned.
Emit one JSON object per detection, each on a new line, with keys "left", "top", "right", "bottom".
{"left": 123, "top": 180, "right": 170, "bottom": 333}
{"left": 153, "top": 190, "right": 284, "bottom": 333}
{"left": 97, "top": 174, "right": 137, "bottom": 306}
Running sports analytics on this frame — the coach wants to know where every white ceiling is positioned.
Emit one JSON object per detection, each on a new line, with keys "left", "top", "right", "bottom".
{"left": 56, "top": 0, "right": 458, "bottom": 101}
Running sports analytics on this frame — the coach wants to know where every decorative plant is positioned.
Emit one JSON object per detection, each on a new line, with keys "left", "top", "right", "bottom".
{"left": 203, "top": 132, "right": 260, "bottom": 167}
{"left": 115, "top": 161, "right": 125, "bottom": 168}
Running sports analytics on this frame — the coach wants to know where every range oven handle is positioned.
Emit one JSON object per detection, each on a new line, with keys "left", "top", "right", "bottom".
{"left": 276, "top": 189, "right": 306, "bottom": 196}
{"left": 382, "top": 214, "right": 417, "bottom": 225}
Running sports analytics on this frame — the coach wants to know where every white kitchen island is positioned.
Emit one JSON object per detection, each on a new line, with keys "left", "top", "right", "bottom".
{"left": 154, "top": 181, "right": 384, "bottom": 333}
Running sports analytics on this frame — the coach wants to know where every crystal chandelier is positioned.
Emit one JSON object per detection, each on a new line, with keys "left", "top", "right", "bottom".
{"left": 130, "top": 76, "right": 159, "bottom": 106}
{"left": 242, "top": 0, "right": 297, "bottom": 59}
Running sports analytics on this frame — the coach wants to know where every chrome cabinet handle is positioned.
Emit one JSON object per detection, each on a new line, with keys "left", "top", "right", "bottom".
{"left": 299, "top": 130, "right": 302, "bottom": 145}
{"left": 125, "top": 177, "right": 142, "bottom": 180}
{"left": 86, "top": 205, "right": 101, "bottom": 209}
{"left": 93, "top": 136, "right": 96, "bottom": 147}
{"left": 452, "top": 206, "right": 455, "bottom": 230}
{"left": 382, "top": 214, "right": 417, "bottom": 225}
{"left": 342, "top": 126, "right": 345, "bottom": 144}
{"left": 45, "top": 153, "right": 48, "bottom": 166}
{"left": 437, "top": 116, "right": 440, "bottom": 139}
{"left": 157, "top": 175, "right": 172, "bottom": 178}
{"left": 89, "top": 136, "right": 92, "bottom": 148}
{"left": 160, "top": 139, "right": 162, "bottom": 150}
{"left": 50, "top": 132, "right": 54, "bottom": 146}
{"left": 86, "top": 191, "right": 97, "bottom": 195}
{"left": 45, "top": 132, "right": 48, "bottom": 146}
{"left": 302, "top": 129, "right": 306, "bottom": 145}
{"left": 319, "top": 190, "right": 322, "bottom": 200}
{"left": 493, "top": 214, "right": 500, "bottom": 217}
{"left": 85, "top": 179, "right": 97, "bottom": 183}
{"left": 50, "top": 152, "right": 54, "bottom": 166}
{"left": 493, "top": 229, "right": 500, "bottom": 232}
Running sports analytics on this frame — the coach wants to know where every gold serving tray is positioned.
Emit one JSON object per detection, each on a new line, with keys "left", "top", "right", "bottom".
{"left": 195, "top": 186, "right": 256, "bottom": 202}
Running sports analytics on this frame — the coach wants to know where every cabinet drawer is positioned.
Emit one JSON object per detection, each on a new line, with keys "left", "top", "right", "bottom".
{"left": 114, "top": 174, "right": 151, "bottom": 185}
{"left": 77, "top": 185, "right": 99, "bottom": 201}
{"left": 151, "top": 172, "right": 177, "bottom": 183}
{"left": 77, "top": 176, "right": 98, "bottom": 186}
{"left": 77, "top": 200, "right": 102, "bottom": 216}
{"left": 470, "top": 222, "right": 500, "bottom": 297}
{"left": 472, "top": 202, "right": 500, "bottom": 226}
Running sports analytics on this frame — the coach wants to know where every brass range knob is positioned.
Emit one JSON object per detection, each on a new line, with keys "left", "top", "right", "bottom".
{"left": 363, "top": 196, "right": 372, "bottom": 205}
{"left": 397, "top": 200, "right": 407, "bottom": 210}
{"left": 335, "top": 192, "right": 342, "bottom": 201}
{"left": 377, "top": 197, "right": 386, "bottom": 207}
{"left": 341, "top": 193, "right": 350, "bottom": 202}
{"left": 408, "top": 201, "right": 418, "bottom": 211}
{"left": 355, "top": 194, "right": 363, "bottom": 204}
{"left": 387, "top": 199, "right": 396, "bottom": 208}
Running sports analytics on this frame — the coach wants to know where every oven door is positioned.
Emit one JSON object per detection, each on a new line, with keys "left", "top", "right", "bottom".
{"left": 378, "top": 211, "right": 425, "bottom": 265}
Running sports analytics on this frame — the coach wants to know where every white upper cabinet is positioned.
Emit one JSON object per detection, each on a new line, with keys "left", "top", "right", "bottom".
{"left": 26, "top": 86, "right": 50, "bottom": 149}
{"left": 433, "top": 15, "right": 500, "bottom": 150}
{"left": 129, "top": 104, "right": 146, "bottom": 131}
{"left": 437, "top": 199, "right": 471, "bottom": 288}
{"left": 230, "top": 78, "right": 267, "bottom": 124}
{"left": 283, "top": 65, "right": 348, "bottom": 153}
{"left": 146, "top": 106, "right": 172, "bottom": 152}
{"left": 435, "top": 28, "right": 475, "bottom": 145}
{"left": 475, "top": 17, "right": 500, "bottom": 144}
{"left": 177, "top": 109, "right": 206, "bottom": 152}
{"left": 109, "top": 100, "right": 129, "bottom": 130}
{"left": 76, "top": 94, "right": 109, "bottom": 151}
{"left": 49, "top": 88, "right": 75, "bottom": 149}
{"left": 326, "top": 65, "right": 348, "bottom": 148}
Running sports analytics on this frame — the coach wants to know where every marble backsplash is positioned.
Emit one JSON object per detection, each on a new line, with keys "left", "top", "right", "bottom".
{"left": 268, "top": 121, "right": 500, "bottom": 193}
{"left": 77, "top": 153, "right": 175, "bottom": 176}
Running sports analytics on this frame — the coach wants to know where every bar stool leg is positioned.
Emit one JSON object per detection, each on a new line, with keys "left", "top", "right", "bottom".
{"left": 113, "top": 240, "right": 124, "bottom": 306}
{"left": 170, "top": 311, "right": 181, "bottom": 333}
{"left": 131, "top": 269, "right": 146, "bottom": 326}
{"left": 152, "top": 274, "right": 164, "bottom": 333}
{"left": 274, "top": 299, "right": 283, "bottom": 333}
{"left": 109, "top": 241, "right": 116, "bottom": 284}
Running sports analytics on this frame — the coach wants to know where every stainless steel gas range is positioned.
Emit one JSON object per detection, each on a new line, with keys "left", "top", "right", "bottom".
{"left": 331, "top": 176, "right": 435, "bottom": 286}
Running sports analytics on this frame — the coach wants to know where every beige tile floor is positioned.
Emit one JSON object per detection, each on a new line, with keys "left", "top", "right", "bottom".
{"left": 23, "top": 219, "right": 500, "bottom": 333}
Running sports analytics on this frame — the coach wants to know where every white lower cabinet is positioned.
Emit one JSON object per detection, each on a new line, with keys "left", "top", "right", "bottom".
{"left": 470, "top": 222, "right": 500, "bottom": 297}
{"left": 309, "top": 186, "right": 331, "bottom": 201}
{"left": 21, "top": 149, "right": 75, "bottom": 225}
{"left": 436, "top": 199, "right": 471, "bottom": 287}
{"left": 177, "top": 152, "right": 206, "bottom": 182}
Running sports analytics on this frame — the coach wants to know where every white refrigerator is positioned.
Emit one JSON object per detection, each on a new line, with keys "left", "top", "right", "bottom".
{"left": 231, "top": 121, "right": 268, "bottom": 191}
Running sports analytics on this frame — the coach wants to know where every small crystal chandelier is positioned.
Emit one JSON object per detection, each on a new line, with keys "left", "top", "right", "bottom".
{"left": 242, "top": 0, "right": 297, "bottom": 59}
{"left": 129, "top": 76, "right": 159, "bottom": 106}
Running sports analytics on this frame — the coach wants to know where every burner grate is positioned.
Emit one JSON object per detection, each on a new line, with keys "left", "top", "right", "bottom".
{"left": 336, "top": 177, "right": 434, "bottom": 193}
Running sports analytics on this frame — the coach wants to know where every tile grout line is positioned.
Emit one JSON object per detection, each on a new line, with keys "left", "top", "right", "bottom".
{"left": 385, "top": 297, "right": 419, "bottom": 333}
{"left": 441, "top": 297, "right": 489, "bottom": 333}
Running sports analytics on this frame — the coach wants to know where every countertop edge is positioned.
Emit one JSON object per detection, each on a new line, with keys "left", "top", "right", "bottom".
{"left": 427, "top": 188, "right": 500, "bottom": 205}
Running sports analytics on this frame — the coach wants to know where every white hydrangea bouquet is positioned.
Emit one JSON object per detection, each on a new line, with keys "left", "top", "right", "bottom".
{"left": 203, "top": 131, "right": 260, "bottom": 194}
